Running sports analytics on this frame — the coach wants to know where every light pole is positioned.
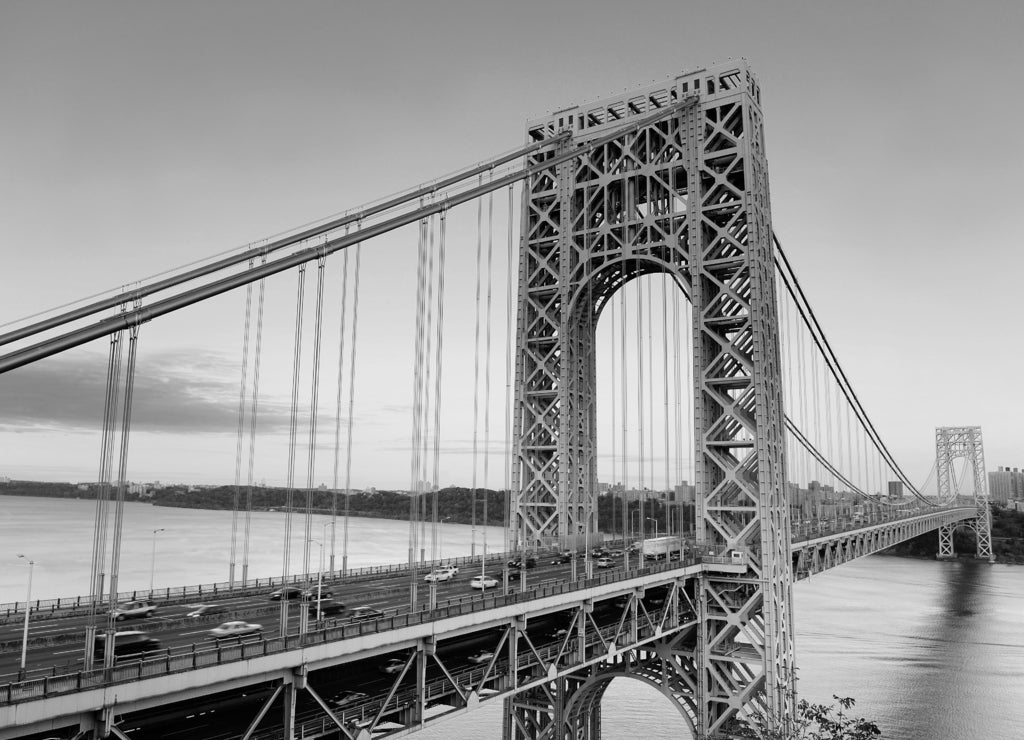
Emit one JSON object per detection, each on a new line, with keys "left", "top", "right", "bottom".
{"left": 149, "top": 528, "right": 165, "bottom": 593}
{"left": 16, "top": 554, "right": 34, "bottom": 676}
{"left": 310, "top": 539, "right": 324, "bottom": 623}
{"left": 646, "top": 517, "right": 659, "bottom": 540}
{"left": 321, "top": 522, "right": 331, "bottom": 576}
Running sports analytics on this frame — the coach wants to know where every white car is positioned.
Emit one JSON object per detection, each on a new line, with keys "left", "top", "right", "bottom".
{"left": 208, "top": 621, "right": 263, "bottom": 638}
{"left": 424, "top": 568, "right": 454, "bottom": 583}
{"left": 470, "top": 575, "right": 499, "bottom": 590}
{"left": 468, "top": 648, "right": 495, "bottom": 664}
{"left": 110, "top": 600, "right": 157, "bottom": 621}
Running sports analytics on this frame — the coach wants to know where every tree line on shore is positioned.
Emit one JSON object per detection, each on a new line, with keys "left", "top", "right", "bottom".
{"left": 4, "top": 479, "right": 1022, "bottom": 560}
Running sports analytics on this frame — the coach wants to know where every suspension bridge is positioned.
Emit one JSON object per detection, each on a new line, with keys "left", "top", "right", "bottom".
{"left": 0, "top": 59, "right": 993, "bottom": 740}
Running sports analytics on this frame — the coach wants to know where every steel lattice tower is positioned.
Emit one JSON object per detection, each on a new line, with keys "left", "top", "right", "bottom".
{"left": 935, "top": 426, "right": 994, "bottom": 561}
{"left": 509, "top": 59, "right": 794, "bottom": 739}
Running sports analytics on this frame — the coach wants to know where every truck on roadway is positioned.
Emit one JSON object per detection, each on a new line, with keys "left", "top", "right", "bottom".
{"left": 641, "top": 536, "right": 681, "bottom": 560}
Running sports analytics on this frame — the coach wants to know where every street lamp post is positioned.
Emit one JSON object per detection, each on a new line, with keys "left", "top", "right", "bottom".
{"left": 149, "top": 528, "right": 165, "bottom": 593}
{"left": 310, "top": 539, "right": 324, "bottom": 623}
{"left": 646, "top": 517, "right": 659, "bottom": 540}
{"left": 16, "top": 554, "right": 34, "bottom": 676}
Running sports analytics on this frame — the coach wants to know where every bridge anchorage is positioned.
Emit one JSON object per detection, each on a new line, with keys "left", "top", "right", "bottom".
{"left": 0, "top": 59, "right": 992, "bottom": 740}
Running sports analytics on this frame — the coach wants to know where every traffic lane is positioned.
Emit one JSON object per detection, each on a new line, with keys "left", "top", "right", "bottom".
{"left": 0, "top": 557, "right": 511, "bottom": 641}
{"left": 3, "top": 555, "right": 634, "bottom": 675}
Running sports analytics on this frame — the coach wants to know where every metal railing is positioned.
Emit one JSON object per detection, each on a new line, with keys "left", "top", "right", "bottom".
{"left": 0, "top": 546, "right": 555, "bottom": 621}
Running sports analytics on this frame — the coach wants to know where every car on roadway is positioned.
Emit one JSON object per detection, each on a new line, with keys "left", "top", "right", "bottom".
{"left": 379, "top": 657, "right": 407, "bottom": 674}
{"left": 187, "top": 604, "right": 228, "bottom": 618}
{"left": 110, "top": 600, "right": 157, "bottom": 621}
{"left": 308, "top": 599, "right": 347, "bottom": 617}
{"left": 424, "top": 567, "right": 455, "bottom": 583}
{"left": 550, "top": 551, "right": 574, "bottom": 564}
{"left": 468, "top": 648, "right": 495, "bottom": 664}
{"left": 269, "top": 586, "right": 304, "bottom": 601}
{"left": 506, "top": 569, "right": 521, "bottom": 582}
{"left": 209, "top": 621, "right": 263, "bottom": 638}
{"left": 470, "top": 575, "right": 499, "bottom": 590}
{"left": 347, "top": 606, "right": 384, "bottom": 622}
{"left": 303, "top": 585, "right": 334, "bottom": 600}
{"left": 507, "top": 556, "right": 537, "bottom": 569}
{"left": 93, "top": 631, "right": 161, "bottom": 659}
{"left": 332, "top": 690, "right": 369, "bottom": 708}
{"left": 596, "top": 557, "right": 613, "bottom": 568}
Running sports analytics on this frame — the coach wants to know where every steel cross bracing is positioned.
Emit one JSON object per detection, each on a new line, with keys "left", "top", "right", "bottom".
{"left": 935, "top": 426, "right": 994, "bottom": 562}
{"left": 511, "top": 60, "right": 793, "bottom": 737}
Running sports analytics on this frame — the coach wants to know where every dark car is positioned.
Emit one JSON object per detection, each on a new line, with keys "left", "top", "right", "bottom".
{"left": 550, "top": 551, "right": 574, "bottom": 564}
{"left": 506, "top": 569, "right": 522, "bottom": 582}
{"left": 94, "top": 631, "right": 161, "bottom": 659}
{"left": 303, "top": 586, "right": 334, "bottom": 600}
{"left": 187, "top": 604, "right": 228, "bottom": 618}
{"left": 308, "top": 599, "right": 347, "bottom": 617}
{"left": 269, "top": 586, "right": 304, "bottom": 601}
{"left": 508, "top": 556, "right": 537, "bottom": 569}
{"left": 347, "top": 606, "right": 384, "bottom": 622}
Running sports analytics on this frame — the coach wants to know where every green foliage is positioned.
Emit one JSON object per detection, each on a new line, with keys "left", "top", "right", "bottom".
{"left": 736, "top": 696, "right": 881, "bottom": 740}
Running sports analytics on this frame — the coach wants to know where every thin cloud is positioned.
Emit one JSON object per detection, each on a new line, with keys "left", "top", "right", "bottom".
{"left": 0, "top": 350, "right": 292, "bottom": 435}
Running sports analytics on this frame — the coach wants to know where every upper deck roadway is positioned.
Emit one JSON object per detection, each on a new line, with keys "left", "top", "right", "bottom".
{"left": 0, "top": 507, "right": 975, "bottom": 739}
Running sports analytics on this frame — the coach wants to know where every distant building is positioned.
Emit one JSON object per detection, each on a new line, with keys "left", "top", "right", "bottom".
{"left": 988, "top": 467, "right": 1024, "bottom": 503}
{"left": 887, "top": 481, "right": 904, "bottom": 500}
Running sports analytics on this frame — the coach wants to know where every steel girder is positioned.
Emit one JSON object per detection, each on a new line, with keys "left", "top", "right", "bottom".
{"left": 512, "top": 60, "right": 792, "bottom": 738}
{"left": 792, "top": 507, "right": 976, "bottom": 579}
{"left": 935, "top": 427, "right": 994, "bottom": 561}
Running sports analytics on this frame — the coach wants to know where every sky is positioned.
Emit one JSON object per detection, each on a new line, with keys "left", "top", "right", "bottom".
{"left": 1, "top": 0, "right": 1022, "bottom": 492}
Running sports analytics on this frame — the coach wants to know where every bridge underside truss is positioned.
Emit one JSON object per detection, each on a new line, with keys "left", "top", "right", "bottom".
{"left": 512, "top": 60, "right": 793, "bottom": 735}
{"left": 935, "top": 426, "right": 993, "bottom": 562}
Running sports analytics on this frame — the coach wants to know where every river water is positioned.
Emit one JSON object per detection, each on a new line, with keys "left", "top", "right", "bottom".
{"left": 2, "top": 495, "right": 1022, "bottom": 739}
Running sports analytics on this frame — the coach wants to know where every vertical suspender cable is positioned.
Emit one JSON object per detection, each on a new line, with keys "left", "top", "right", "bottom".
{"left": 300, "top": 252, "right": 328, "bottom": 635}
{"left": 662, "top": 275, "right": 671, "bottom": 538}
{"left": 103, "top": 323, "right": 139, "bottom": 669}
{"left": 636, "top": 264, "right": 645, "bottom": 542}
{"left": 229, "top": 260, "right": 255, "bottom": 589}
{"left": 419, "top": 214, "right": 437, "bottom": 564}
{"left": 409, "top": 213, "right": 428, "bottom": 609}
{"left": 620, "top": 290, "right": 629, "bottom": 550}
{"left": 470, "top": 182, "right": 483, "bottom": 559}
{"left": 84, "top": 330, "right": 122, "bottom": 665}
{"left": 430, "top": 209, "right": 447, "bottom": 586}
{"left": 242, "top": 260, "right": 266, "bottom": 584}
{"left": 482, "top": 188, "right": 494, "bottom": 570}
{"left": 503, "top": 184, "right": 515, "bottom": 560}
{"left": 342, "top": 232, "right": 362, "bottom": 577}
{"left": 280, "top": 264, "right": 307, "bottom": 635}
{"left": 330, "top": 229, "right": 351, "bottom": 574}
{"left": 610, "top": 291, "right": 618, "bottom": 542}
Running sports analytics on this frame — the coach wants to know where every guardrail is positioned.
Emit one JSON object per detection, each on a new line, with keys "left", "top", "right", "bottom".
{"left": 0, "top": 556, "right": 698, "bottom": 706}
